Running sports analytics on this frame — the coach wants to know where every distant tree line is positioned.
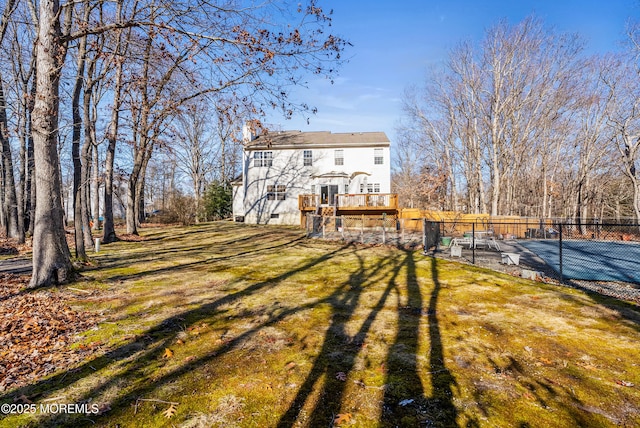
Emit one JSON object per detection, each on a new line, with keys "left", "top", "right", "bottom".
{"left": 394, "top": 16, "right": 640, "bottom": 224}
{"left": 0, "top": 0, "right": 346, "bottom": 287}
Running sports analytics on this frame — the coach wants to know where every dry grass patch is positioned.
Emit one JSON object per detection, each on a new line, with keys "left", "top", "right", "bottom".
{"left": 0, "top": 222, "right": 638, "bottom": 427}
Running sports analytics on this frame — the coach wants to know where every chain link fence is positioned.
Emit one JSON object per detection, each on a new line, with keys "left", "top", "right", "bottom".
{"left": 305, "top": 214, "right": 640, "bottom": 287}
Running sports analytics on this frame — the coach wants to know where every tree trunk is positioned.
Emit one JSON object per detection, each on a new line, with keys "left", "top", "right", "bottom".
{"left": 0, "top": 77, "right": 20, "bottom": 239}
{"left": 92, "top": 144, "right": 99, "bottom": 231}
{"left": 71, "top": 59, "right": 87, "bottom": 259}
{"left": 102, "top": 0, "right": 125, "bottom": 244}
{"left": 29, "top": 0, "right": 73, "bottom": 287}
{"left": 81, "top": 62, "right": 95, "bottom": 250}
{"left": 126, "top": 173, "right": 139, "bottom": 235}
{"left": 102, "top": 128, "right": 118, "bottom": 242}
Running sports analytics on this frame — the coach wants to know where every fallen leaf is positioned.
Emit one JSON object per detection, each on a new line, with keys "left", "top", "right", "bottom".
{"left": 615, "top": 380, "right": 635, "bottom": 387}
{"left": 334, "top": 412, "right": 352, "bottom": 425}
{"left": 285, "top": 362, "right": 297, "bottom": 371}
{"left": 163, "top": 403, "right": 177, "bottom": 418}
{"left": 335, "top": 372, "right": 347, "bottom": 381}
{"left": 162, "top": 348, "right": 174, "bottom": 359}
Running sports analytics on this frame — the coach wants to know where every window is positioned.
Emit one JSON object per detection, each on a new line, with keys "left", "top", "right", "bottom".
{"left": 311, "top": 184, "right": 316, "bottom": 194}
{"left": 267, "top": 184, "right": 286, "bottom": 200}
{"left": 334, "top": 149, "right": 344, "bottom": 166}
{"left": 362, "top": 183, "right": 381, "bottom": 193}
{"left": 374, "top": 148, "right": 383, "bottom": 165}
{"left": 270, "top": 213, "right": 280, "bottom": 219}
{"left": 345, "top": 184, "right": 349, "bottom": 193}
{"left": 303, "top": 150, "right": 313, "bottom": 166}
{"left": 254, "top": 151, "right": 273, "bottom": 167}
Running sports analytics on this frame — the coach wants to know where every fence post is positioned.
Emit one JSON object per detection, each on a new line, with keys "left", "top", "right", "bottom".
{"left": 322, "top": 216, "right": 326, "bottom": 239}
{"left": 382, "top": 215, "right": 386, "bottom": 245}
{"left": 361, "top": 214, "right": 365, "bottom": 244}
{"left": 472, "top": 222, "right": 476, "bottom": 264}
{"left": 306, "top": 214, "right": 310, "bottom": 237}
{"left": 559, "top": 224, "right": 563, "bottom": 282}
{"left": 422, "top": 218, "right": 427, "bottom": 252}
{"left": 341, "top": 215, "right": 345, "bottom": 240}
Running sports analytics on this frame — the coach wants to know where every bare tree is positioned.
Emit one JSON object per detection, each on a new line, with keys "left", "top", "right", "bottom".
{"left": 22, "top": 0, "right": 345, "bottom": 287}
{"left": 398, "top": 16, "right": 590, "bottom": 218}
{"left": 172, "top": 101, "right": 214, "bottom": 221}
{"left": 102, "top": 0, "right": 127, "bottom": 244}
{"left": 29, "top": 0, "right": 75, "bottom": 287}
{"left": 0, "top": 0, "right": 19, "bottom": 240}
{"left": 602, "top": 49, "right": 640, "bottom": 222}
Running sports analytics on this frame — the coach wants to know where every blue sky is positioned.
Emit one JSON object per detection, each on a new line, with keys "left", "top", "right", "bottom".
{"left": 267, "top": 0, "right": 639, "bottom": 142}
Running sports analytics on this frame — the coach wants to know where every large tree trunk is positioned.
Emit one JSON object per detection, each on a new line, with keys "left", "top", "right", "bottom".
{"left": 29, "top": 0, "right": 73, "bottom": 288}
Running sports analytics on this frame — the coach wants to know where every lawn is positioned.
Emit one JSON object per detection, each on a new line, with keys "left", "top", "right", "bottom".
{"left": 1, "top": 221, "right": 639, "bottom": 427}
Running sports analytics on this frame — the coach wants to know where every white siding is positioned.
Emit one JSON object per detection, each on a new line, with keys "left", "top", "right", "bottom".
{"left": 233, "top": 135, "right": 391, "bottom": 225}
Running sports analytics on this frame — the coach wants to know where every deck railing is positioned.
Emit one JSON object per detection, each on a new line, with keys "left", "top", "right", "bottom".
{"left": 298, "top": 193, "right": 398, "bottom": 211}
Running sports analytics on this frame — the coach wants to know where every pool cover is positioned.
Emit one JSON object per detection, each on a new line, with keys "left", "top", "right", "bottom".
{"left": 519, "top": 240, "right": 640, "bottom": 284}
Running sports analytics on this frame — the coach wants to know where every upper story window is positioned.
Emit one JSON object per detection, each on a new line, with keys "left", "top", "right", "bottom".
{"left": 334, "top": 149, "right": 344, "bottom": 166}
{"left": 374, "top": 148, "right": 384, "bottom": 165}
{"left": 303, "top": 150, "right": 313, "bottom": 166}
{"left": 254, "top": 151, "right": 273, "bottom": 167}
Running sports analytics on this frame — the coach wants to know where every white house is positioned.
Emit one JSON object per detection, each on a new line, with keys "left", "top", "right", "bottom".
{"left": 232, "top": 125, "right": 392, "bottom": 225}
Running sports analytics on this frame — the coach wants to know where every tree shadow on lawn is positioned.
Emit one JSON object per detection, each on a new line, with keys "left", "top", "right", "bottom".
{"left": 276, "top": 252, "right": 460, "bottom": 427}
{"left": 559, "top": 279, "right": 640, "bottom": 330}
{"left": 5, "top": 230, "right": 635, "bottom": 427}
{"left": 108, "top": 228, "right": 295, "bottom": 262}
{"left": 95, "top": 231, "right": 307, "bottom": 283}
{"left": 0, "top": 233, "right": 460, "bottom": 427}
{"left": 0, "top": 238, "right": 358, "bottom": 426}
{"left": 379, "top": 255, "right": 459, "bottom": 426}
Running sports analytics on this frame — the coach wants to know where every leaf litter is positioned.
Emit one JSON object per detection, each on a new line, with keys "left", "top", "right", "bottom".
{"left": 0, "top": 273, "right": 103, "bottom": 392}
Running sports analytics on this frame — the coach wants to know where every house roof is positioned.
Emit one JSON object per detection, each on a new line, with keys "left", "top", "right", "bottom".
{"left": 244, "top": 130, "right": 390, "bottom": 150}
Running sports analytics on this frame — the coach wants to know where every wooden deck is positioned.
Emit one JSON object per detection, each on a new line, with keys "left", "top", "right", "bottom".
{"left": 299, "top": 193, "right": 398, "bottom": 212}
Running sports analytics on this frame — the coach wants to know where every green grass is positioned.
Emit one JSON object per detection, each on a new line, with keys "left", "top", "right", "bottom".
{"left": 1, "top": 221, "right": 639, "bottom": 427}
